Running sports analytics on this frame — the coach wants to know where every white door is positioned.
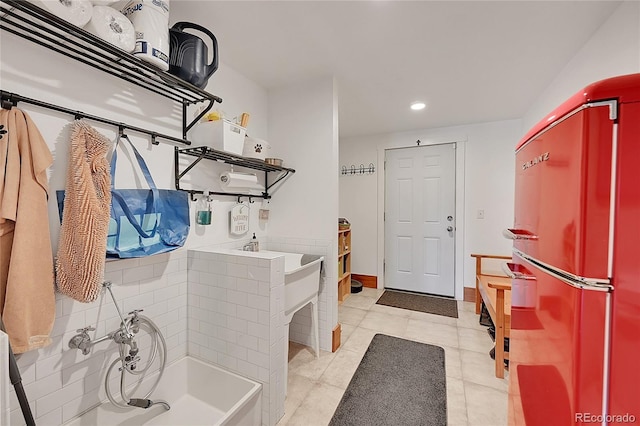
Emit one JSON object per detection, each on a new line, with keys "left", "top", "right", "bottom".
{"left": 384, "top": 144, "right": 456, "bottom": 297}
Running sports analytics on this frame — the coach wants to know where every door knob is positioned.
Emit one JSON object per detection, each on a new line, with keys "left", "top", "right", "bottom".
{"left": 447, "top": 226, "right": 453, "bottom": 232}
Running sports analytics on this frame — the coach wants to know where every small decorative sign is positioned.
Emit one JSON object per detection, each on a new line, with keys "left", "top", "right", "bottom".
{"left": 230, "top": 203, "right": 249, "bottom": 236}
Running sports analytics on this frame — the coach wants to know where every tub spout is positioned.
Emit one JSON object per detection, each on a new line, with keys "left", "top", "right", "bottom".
{"left": 242, "top": 242, "right": 258, "bottom": 251}
{"left": 128, "top": 398, "right": 171, "bottom": 411}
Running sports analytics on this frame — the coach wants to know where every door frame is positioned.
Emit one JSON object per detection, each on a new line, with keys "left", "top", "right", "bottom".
{"left": 377, "top": 140, "right": 466, "bottom": 300}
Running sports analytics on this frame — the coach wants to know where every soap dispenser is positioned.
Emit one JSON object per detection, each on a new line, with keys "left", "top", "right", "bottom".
{"left": 251, "top": 233, "right": 259, "bottom": 251}
{"left": 196, "top": 191, "right": 212, "bottom": 225}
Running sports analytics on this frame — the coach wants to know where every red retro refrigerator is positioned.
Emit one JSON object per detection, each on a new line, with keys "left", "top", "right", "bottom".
{"left": 506, "top": 74, "right": 640, "bottom": 425}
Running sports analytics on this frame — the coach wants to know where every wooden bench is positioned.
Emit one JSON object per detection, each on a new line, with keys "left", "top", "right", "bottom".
{"left": 471, "top": 253, "right": 512, "bottom": 378}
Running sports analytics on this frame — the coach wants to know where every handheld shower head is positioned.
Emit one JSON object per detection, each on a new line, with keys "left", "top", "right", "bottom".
{"left": 127, "top": 399, "right": 171, "bottom": 411}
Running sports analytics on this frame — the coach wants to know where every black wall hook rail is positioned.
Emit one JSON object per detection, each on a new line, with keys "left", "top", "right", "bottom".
{"left": 1, "top": 90, "right": 191, "bottom": 146}
{"left": 341, "top": 163, "right": 375, "bottom": 175}
{"left": 186, "top": 189, "right": 264, "bottom": 203}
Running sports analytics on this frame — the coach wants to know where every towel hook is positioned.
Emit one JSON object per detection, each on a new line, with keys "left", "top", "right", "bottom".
{"left": 1, "top": 94, "right": 14, "bottom": 110}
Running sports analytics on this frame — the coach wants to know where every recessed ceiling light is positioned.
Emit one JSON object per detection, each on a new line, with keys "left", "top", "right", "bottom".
{"left": 410, "top": 101, "right": 426, "bottom": 111}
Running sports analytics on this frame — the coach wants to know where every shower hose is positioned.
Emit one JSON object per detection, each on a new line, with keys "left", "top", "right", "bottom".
{"left": 104, "top": 315, "right": 168, "bottom": 409}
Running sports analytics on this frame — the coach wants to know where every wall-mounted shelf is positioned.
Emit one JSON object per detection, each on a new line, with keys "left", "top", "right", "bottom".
{"left": 175, "top": 146, "right": 296, "bottom": 200}
{"left": 1, "top": 0, "right": 297, "bottom": 202}
{"left": 338, "top": 227, "right": 352, "bottom": 303}
{"left": 0, "top": 0, "right": 222, "bottom": 139}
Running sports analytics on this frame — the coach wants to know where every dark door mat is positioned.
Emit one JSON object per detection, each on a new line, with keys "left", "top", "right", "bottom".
{"left": 329, "top": 334, "right": 447, "bottom": 426}
{"left": 376, "top": 289, "right": 459, "bottom": 318}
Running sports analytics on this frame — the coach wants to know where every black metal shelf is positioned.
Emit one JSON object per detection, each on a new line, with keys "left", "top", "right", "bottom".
{"left": 1, "top": 0, "right": 297, "bottom": 201}
{"left": 0, "top": 0, "right": 222, "bottom": 138}
{"left": 175, "top": 146, "right": 295, "bottom": 201}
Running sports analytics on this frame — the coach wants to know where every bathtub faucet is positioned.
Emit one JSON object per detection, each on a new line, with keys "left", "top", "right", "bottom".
{"left": 68, "top": 326, "right": 95, "bottom": 355}
{"left": 242, "top": 241, "right": 258, "bottom": 251}
{"left": 66, "top": 281, "right": 170, "bottom": 412}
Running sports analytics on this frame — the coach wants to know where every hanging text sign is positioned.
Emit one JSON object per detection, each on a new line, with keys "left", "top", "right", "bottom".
{"left": 230, "top": 203, "right": 249, "bottom": 236}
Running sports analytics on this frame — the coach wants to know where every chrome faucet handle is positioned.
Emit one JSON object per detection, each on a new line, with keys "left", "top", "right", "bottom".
{"left": 70, "top": 326, "right": 95, "bottom": 355}
{"left": 128, "top": 309, "right": 144, "bottom": 317}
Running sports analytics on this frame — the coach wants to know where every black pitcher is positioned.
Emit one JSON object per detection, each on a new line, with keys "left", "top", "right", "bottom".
{"left": 168, "top": 22, "right": 218, "bottom": 89}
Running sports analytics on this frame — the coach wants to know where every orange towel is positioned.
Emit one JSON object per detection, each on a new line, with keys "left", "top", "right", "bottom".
{"left": 56, "top": 121, "right": 111, "bottom": 303}
{"left": 0, "top": 108, "right": 55, "bottom": 353}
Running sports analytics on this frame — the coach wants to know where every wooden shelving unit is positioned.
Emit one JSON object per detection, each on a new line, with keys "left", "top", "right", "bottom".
{"left": 338, "top": 227, "right": 352, "bottom": 303}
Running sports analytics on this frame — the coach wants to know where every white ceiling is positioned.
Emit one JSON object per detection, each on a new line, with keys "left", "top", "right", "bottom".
{"left": 172, "top": 1, "right": 620, "bottom": 138}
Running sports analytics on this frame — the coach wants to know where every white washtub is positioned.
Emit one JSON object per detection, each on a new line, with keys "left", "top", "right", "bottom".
{"left": 264, "top": 251, "right": 324, "bottom": 396}
{"left": 66, "top": 356, "right": 261, "bottom": 426}
{"left": 272, "top": 251, "right": 324, "bottom": 315}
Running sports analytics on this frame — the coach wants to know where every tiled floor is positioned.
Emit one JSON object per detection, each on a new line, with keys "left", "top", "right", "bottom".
{"left": 277, "top": 288, "right": 508, "bottom": 426}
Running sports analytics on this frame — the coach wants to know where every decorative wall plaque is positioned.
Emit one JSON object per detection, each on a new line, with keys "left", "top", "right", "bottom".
{"left": 230, "top": 203, "right": 249, "bottom": 236}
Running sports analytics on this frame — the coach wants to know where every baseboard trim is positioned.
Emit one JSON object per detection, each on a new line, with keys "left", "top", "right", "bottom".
{"left": 332, "top": 324, "right": 341, "bottom": 352}
{"left": 351, "top": 274, "right": 377, "bottom": 289}
{"left": 463, "top": 287, "right": 476, "bottom": 303}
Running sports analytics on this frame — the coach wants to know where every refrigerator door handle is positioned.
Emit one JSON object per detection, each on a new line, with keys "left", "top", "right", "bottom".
{"left": 514, "top": 249, "right": 613, "bottom": 292}
{"left": 503, "top": 228, "right": 539, "bottom": 240}
{"left": 502, "top": 262, "right": 537, "bottom": 280}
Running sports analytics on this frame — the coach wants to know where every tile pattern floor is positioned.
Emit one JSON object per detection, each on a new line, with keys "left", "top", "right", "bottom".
{"left": 277, "top": 288, "right": 508, "bottom": 426}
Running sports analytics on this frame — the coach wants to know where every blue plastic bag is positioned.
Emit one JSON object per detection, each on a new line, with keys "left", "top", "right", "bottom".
{"left": 105, "top": 135, "right": 189, "bottom": 258}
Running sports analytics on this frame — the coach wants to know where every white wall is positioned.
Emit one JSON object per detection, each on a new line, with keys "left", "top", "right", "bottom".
{"left": 339, "top": 119, "right": 521, "bottom": 298}
{"left": 1, "top": 26, "right": 270, "bottom": 250}
{"left": 0, "top": 23, "right": 270, "bottom": 425}
{"left": 267, "top": 77, "right": 340, "bottom": 347}
{"left": 522, "top": 1, "right": 640, "bottom": 133}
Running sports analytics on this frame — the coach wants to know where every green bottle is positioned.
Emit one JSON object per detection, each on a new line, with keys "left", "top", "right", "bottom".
{"left": 196, "top": 191, "right": 212, "bottom": 225}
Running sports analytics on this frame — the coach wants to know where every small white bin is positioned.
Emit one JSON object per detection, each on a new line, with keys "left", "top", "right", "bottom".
{"left": 190, "top": 119, "right": 246, "bottom": 156}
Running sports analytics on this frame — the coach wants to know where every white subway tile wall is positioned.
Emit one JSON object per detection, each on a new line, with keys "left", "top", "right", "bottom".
{"left": 187, "top": 250, "right": 285, "bottom": 426}
{"left": 8, "top": 236, "right": 337, "bottom": 426}
{"left": 8, "top": 250, "right": 189, "bottom": 426}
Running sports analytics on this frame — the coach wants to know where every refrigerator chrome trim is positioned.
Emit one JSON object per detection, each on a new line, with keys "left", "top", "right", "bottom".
{"left": 607, "top": 123, "right": 618, "bottom": 279}
{"left": 590, "top": 100, "right": 618, "bottom": 120}
{"left": 502, "top": 228, "right": 538, "bottom": 241}
{"left": 601, "top": 292, "right": 612, "bottom": 425}
{"left": 502, "top": 262, "right": 536, "bottom": 280}
{"left": 516, "top": 100, "right": 618, "bottom": 154}
{"left": 513, "top": 249, "right": 613, "bottom": 292}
